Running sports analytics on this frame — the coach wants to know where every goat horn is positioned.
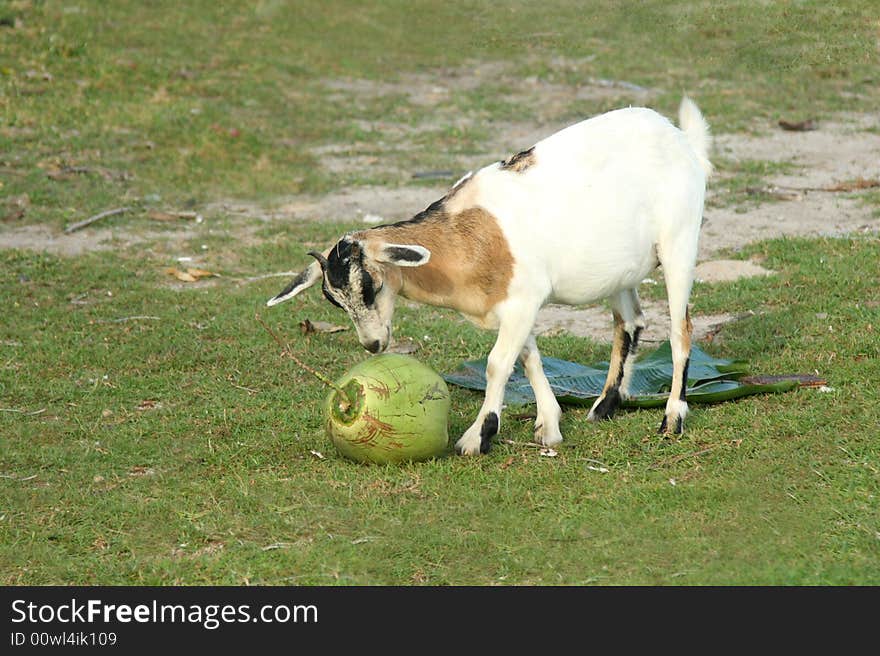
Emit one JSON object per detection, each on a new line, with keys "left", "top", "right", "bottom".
{"left": 308, "top": 251, "right": 329, "bottom": 270}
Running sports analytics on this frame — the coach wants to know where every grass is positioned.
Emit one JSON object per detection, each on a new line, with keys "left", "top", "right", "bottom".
{"left": 3, "top": 1, "right": 879, "bottom": 221}
{"left": 1, "top": 1, "right": 879, "bottom": 585}
{"left": 2, "top": 231, "right": 878, "bottom": 585}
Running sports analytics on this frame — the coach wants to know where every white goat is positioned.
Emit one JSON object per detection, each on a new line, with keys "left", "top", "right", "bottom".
{"left": 268, "top": 97, "right": 712, "bottom": 455}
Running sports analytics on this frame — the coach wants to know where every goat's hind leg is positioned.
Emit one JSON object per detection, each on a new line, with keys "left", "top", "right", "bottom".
{"left": 658, "top": 255, "right": 695, "bottom": 435}
{"left": 588, "top": 289, "right": 646, "bottom": 422}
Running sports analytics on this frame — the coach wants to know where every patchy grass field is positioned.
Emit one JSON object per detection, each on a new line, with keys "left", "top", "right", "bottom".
{"left": 3, "top": 232, "right": 879, "bottom": 585}
{"left": 1, "top": 1, "right": 879, "bottom": 585}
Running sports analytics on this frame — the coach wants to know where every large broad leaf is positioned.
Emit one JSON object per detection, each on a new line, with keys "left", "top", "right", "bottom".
{"left": 443, "top": 341, "right": 798, "bottom": 407}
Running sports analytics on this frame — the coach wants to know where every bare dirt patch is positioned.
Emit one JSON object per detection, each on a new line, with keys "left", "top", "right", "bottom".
{"left": 322, "top": 61, "right": 513, "bottom": 107}
{"left": 533, "top": 301, "right": 743, "bottom": 346}
{"left": 0, "top": 224, "right": 121, "bottom": 257}
{"left": 701, "top": 113, "right": 880, "bottom": 259}
{"left": 2, "top": 59, "right": 877, "bottom": 344}
{"left": 321, "top": 59, "right": 653, "bottom": 113}
{"left": 702, "top": 192, "right": 877, "bottom": 259}
{"left": 209, "top": 186, "right": 448, "bottom": 225}
{"left": 241, "top": 77, "right": 880, "bottom": 265}
{"left": 0, "top": 221, "right": 214, "bottom": 259}
{"left": 313, "top": 58, "right": 656, "bottom": 179}
{"left": 694, "top": 259, "right": 774, "bottom": 283}
{"left": 716, "top": 113, "right": 879, "bottom": 189}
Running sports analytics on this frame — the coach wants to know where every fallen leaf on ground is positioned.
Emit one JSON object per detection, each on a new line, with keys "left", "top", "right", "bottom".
{"left": 165, "top": 267, "right": 218, "bottom": 282}
{"left": 823, "top": 178, "right": 880, "bottom": 192}
{"left": 166, "top": 267, "right": 197, "bottom": 282}
{"left": 186, "top": 267, "right": 218, "bottom": 278}
{"left": 148, "top": 210, "right": 201, "bottom": 222}
{"left": 135, "top": 399, "right": 162, "bottom": 411}
{"left": 778, "top": 119, "right": 817, "bottom": 131}
{"left": 149, "top": 211, "right": 180, "bottom": 222}
{"left": 300, "top": 319, "right": 349, "bottom": 334}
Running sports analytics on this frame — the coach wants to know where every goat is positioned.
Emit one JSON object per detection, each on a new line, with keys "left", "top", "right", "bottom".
{"left": 268, "top": 97, "right": 712, "bottom": 455}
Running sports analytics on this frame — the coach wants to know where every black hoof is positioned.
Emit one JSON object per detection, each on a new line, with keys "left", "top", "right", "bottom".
{"left": 479, "top": 412, "right": 499, "bottom": 454}
{"left": 591, "top": 388, "right": 621, "bottom": 421}
{"left": 658, "top": 415, "right": 683, "bottom": 435}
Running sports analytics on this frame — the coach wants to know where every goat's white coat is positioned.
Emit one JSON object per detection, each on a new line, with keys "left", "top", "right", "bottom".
{"left": 446, "top": 103, "right": 708, "bottom": 317}
{"left": 445, "top": 99, "right": 710, "bottom": 454}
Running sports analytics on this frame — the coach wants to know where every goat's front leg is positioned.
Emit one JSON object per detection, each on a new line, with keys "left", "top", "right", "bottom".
{"left": 520, "top": 335, "right": 562, "bottom": 447}
{"left": 456, "top": 310, "right": 537, "bottom": 456}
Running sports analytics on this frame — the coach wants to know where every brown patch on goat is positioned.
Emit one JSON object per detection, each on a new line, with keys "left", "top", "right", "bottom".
{"left": 681, "top": 307, "right": 693, "bottom": 353}
{"left": 357, "top": 206, "right": 514, "bottom": 322}
{"left": 501, "top": 147, "right": 536, "bottom": 173}
{"left": 602, "top": 311, "right": 626, "bottom": 395}
{"left": 591, "top": 311, "right": 638, "bottom": 420}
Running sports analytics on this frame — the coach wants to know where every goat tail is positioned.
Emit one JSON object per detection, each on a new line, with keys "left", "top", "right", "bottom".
{"left": 678, "top": 96, "right": 713, "bottom": 177}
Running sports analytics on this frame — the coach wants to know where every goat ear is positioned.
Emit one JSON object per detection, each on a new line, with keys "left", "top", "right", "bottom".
{"left": 266, "top": 259, "right": 322, "bottom": 307}
{"left": 374, "top": 243, "right": 431, "bottom": 267}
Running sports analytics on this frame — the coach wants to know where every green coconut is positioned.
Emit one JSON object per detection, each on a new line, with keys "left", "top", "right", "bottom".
{"left": 325, "top": 353, "right": 450, "bottom": 464}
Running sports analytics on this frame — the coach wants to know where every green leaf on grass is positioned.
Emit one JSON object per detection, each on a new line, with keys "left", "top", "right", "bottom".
{"left": 443, "top": 341, "right": 798, "bottom": 407}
